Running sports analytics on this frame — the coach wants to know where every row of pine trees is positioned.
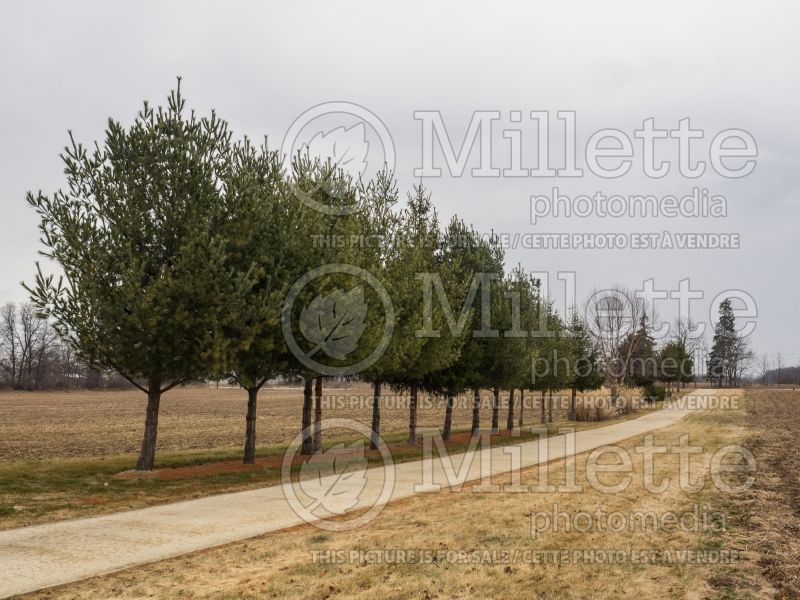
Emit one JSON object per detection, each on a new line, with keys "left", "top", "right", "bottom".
{"left": 26, "top": 83, "right": 690, "bottom": 471}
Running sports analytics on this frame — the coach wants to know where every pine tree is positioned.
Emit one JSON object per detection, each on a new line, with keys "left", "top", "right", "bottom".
{"left": 510, "top": 271, "right": 541, "bottom": 429}
{"left": 386, "top": 185, "right": 464, "bottom": 443}
{"left": 419, "top": 219, "right": 496, "bottom": 439}
{"left": 708, "top": 299, "right": 736, "bottom": 386}
{"left": 465, "top": 231, "right": 506, "bottom": 433}
{"left": 565, "top": 310, "right": 604, "bottom": 419}
{"left": 621, "top": 313, "right": 657, "bottom": 388}
{"left": 659, "top": 340, "right": 693, "bottom": 391}
{"left": 282, "top": 156, "right": 364, "bottom": 455}
{"left": 26, "top": 81, "right": 250, "bottom": 470}
{"left": 481, "top": 275, "right": 524, "bottom": 433}
{"left": 529, "top": 304, "right": 568, "bottom": 424}
{"left": 480, "top": 266, "right": 529, "bottom": 433}
{"left": 219, "top": 139, "right": 296, "bottom": 464}
{"left": 354, "top": 171, "right": 429, "bottom": 450}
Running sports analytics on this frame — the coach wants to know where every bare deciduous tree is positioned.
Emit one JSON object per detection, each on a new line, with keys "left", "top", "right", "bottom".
{"left": 0, "top": 301, "right": 90, "bottom": 390}
{"left": 0, "top": 302, "right": 18, "bottom": 386}
{"left": 585, "top": 286, "right": 646, "bottom": 405}
{"left": 730, "top": 336, "right": 755, "bottom": 386}
{"left": 759, "top": 353, "right": 770, "bottom": 385}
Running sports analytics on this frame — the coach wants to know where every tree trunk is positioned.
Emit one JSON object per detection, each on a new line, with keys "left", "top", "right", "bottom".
{"left": 518, "top": 389, "right": 524, "bottom": 427}
{"left": 370, "top": 379, "right": 382, "bottom": 450}
{"left": 313, "top": 376, "right": 323, "bottom": 451}
{"left": 491, "top": 387, "right": 500, "bottom": 433}
{"left": 243, "top": 386, "right": 259, "bottom": 464}
{"left": 610, "top": 379, "right": 619, "bottom": 406}
{"left": 540, "top": 390, "right": 546, "bottom": 424}
{"left": 86, "top": 368, "right": 101, "bottom": 389}
{"left": 471, "top": 386, "right": 481, "bottom": 434}
{"left": 136, "top": 382, "right": 162, "bottom": 471}
{"left": 548, "top": 390, "right": 553, "bottom": 423}
{"left": 408, "top": 383, "right": 418, "bottom": 443}
{"left": 570, "top": 387, "right": 577, "bottom": 420}
{"left": 507, "top": 388, "right": 515, "bottom": 431}
{"left": 301, "top": 377, "right": 314, "bottom": 455}
{"left": 443, "top": 390, "right": 454, "bottom": 440}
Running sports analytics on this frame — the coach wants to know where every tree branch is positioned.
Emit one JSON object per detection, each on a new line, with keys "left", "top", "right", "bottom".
{"left": 107, "top": 360, "right": 149, "bottom": 393}
{"left": 160, "top": 379, "right": 186, "bottom": 394}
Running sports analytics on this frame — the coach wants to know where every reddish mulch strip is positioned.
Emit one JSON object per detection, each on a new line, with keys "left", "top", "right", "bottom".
{"left": 112, "top": 429, "right": 522, "bottom": 481}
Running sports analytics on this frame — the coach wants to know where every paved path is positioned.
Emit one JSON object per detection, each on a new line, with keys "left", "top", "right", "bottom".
{"left": 0, "top": 390, "right": 719, "bottom": 598}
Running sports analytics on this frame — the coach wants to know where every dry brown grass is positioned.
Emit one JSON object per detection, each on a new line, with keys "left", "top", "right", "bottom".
{"left": 20, "top": 389, "right": 777, "bottom": 600}
{"left": 711, "top": 388, "right": 800, "bottom": 598}
{"left": 0, "top": 384, "right": 643, "bottom": 462}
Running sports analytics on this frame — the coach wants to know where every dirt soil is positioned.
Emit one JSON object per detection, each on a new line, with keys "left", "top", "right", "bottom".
{"left": 0, "top": 384, "right": 636, "bottom": 462}
{"left": 0, "top": 384, "right": 449, "bottom": 461}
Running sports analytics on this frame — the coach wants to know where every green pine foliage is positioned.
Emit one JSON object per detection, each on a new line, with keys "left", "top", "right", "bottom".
{"left": 26, "top": 81, "right": 691, "bottom": 470}
{"left": 26, "top": 81, "right": 254, "bottom": 470}
{"left": 707, "top": 298, "right": 738, "bottom": 386}
{"left": 217, "top": 138, "right": 297, "bottom": 463}
{"left": 565, "top": 310, "right": 605, "bottom": 419}
{"left": 386, "top": 185, "right": 465, "bottom": 442}
{"left": 621, "top": 313, "right": 658, "bottom": 387}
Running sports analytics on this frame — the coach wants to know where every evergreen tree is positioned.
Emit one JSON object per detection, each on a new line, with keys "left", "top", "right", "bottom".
{"left": 480, "top": 266, "right": 530, "bottom": 433}
{"left": 220, "top": 139, "right": 296, "bottom": 464}
{"left": 466, "top": 231, "right": 506, "bottom": 433}
{"left": 708, "top": 298, "right": 736, "bottom": 386}
{"left": 659, "top": 341, "right": 684, "bottom": 391}
{"left": 386, "top": 185, "right": 465, "bottom": 443}
{"left": 481, "top": 275, "right": 525, "bottom": 434}
{"left": 510, "top": 271, "right": 542, "bottom": 429}
{"left": 621, "top": 313, "right": 657, "bottom": 387}
{"left": 282, "top": 156, "right": 365, "bottom": 455}
{"left": 529, "top": 304, "right": 568, "bottom": 424}
{"left": 419, "top": 218, "right": 496, "bottom": 439}
{"left": 26, "top": 82, "right": 250, "bottom": 470}
{"left": 354, "top": 172, "right": 428, "bottom": 450}
{"left": 565, "top": 310, "right": 605, "bottom": 419}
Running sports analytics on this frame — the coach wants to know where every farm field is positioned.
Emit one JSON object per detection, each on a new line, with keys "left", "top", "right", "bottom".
{"left": 15, "top": 388, "right": 795, "bottom": 600}
{"left": 0, "top": 384, "right": 636, "bottom": 462}
{"left": 1, "top": 384, "right": 400, "bottom": 461}
{"left": 0, "top": 384, "right": 649, "bottom": 529}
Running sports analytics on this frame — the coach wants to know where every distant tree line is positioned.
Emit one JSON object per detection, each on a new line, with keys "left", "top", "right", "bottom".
{"left": 0, "top": 301, "right": 128, "bottom": 390}
{"left": 757, "top": 352, "right": 800, "bottom": 386}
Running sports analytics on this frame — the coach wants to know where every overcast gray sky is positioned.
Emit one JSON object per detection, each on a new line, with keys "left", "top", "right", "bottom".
{"left": 1, "top": 1, "right": 798, "bottom": 366}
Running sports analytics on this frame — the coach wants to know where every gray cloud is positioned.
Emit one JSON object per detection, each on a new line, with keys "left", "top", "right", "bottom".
{"left": 1, "top": 0, "right": 797, "bottom": 363}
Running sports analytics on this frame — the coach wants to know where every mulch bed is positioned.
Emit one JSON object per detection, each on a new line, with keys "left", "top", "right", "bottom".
{"left": 113, "top": 428, "right": 522, "bottom": 481}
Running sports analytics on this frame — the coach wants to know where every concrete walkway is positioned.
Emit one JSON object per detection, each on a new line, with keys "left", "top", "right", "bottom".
{"left": 0, "top": 390, "right": 717, "bottom": 598}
